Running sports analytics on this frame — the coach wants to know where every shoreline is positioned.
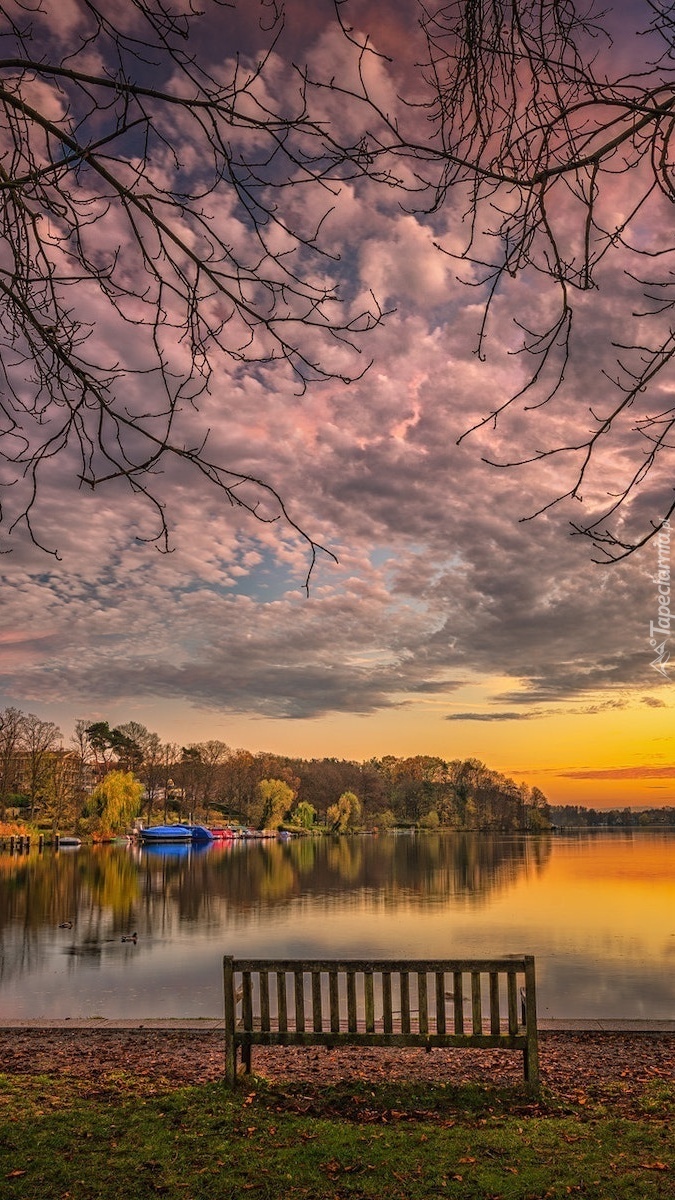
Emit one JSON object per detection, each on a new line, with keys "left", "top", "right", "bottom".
{"left": 2, "top": 1016, "right": 675, "bottom": 1032}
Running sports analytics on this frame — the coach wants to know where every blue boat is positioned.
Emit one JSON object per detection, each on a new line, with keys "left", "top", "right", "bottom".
{"left": 138, "top": 824, "right": 193, "bottom": 843}
{"left": 188, "top": 825, "right": 215, "bottom": 842}
{"left": 138, "top": 824, "right": 216, "bottom": 844}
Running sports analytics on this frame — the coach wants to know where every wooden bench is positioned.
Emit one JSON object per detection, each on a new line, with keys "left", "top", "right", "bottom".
{"left": 223, "top": 954, "right": 539, "bottom": 1090}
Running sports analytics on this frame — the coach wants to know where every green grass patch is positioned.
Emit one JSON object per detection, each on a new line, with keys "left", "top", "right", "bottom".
{"left": 1, "top": 1074, "right": 673, "bottom": 1199}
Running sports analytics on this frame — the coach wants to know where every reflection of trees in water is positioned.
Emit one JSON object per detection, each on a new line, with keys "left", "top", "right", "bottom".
{"left": 191, "top": 833, "right": 553, "bottom": 936}
{"left": 128, "top": 832, "right": 553, "bottom": 919}
{"left": 0, "top": 835, "right": 553, "bottom": 973}
{"left": 0, "top": 845, "right": 140, "bottom": 981}
{"left": 325, "top": 837, "right": 365, "bottom": 883}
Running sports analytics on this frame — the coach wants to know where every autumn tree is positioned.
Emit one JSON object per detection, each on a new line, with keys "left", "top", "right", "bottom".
{"left": 327, "top": 790, "right": 362, "bottom": 833}
{"left": 294, "top": 758, "right": 364, "bottom": 821}
{"left": 85, "top": 770, "right": 143, "bottom": 838}
{"left": 41, "top": 752, "right": 80, "bottom": 834}
{"left": 0, "top": 706, "right": 26, "bottom": 818}
{"left": 113, "top": 722, "right": 169, "bottom": 821}
{"left": 84, "top": 722, "right": 119, "bottom": 771}
{"left": 70, "top": 720, "right": 94, "bottom": 805}
{"left": 21, "top": 713, "right": 62, "bottom": 818}
{"left": 112, "top": 723, "right": 149, "bottom": 775}
{"left": 258, "top": 778, "right": 295, "bottom": 830}
{"left": 293, "top": 800, "right": 317, "bottom": 830}
{"left": 526, "top": 786, "right": 552, "bottom": 833}
{"left": 174, "top": 741, "right": 231, "bottom": 818}
{"left": 219, "top": 749, "right": 260, "bottom": 825}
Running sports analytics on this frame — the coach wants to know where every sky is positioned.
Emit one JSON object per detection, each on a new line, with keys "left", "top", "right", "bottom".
{"left": 0, "top": 0, "right": 673, "bottom": 809}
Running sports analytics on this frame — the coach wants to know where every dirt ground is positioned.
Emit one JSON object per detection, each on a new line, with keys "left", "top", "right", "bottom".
{"left": 1, "top": 1029, "right": 674, "bottom": 1112}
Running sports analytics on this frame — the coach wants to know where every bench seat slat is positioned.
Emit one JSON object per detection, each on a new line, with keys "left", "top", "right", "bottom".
{"left": 239, "top": 1030, "right": 529, "bottom": 1049}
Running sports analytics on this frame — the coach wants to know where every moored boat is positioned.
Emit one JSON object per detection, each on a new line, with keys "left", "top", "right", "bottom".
{"left": 138, "top": 824, "right": 217, "bottom": 844}
{"left": 187, "top": 824, "right": 215, "bottom": 842}
{"left": 138, "top": 824, "right": 193, "bottom": 843}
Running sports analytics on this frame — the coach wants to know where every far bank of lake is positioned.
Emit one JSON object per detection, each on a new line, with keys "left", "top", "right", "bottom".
{"left": 0, "top": 830, "right": 673, "bottom": 1021}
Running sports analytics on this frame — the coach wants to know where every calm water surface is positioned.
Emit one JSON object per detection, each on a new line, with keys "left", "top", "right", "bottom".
{"left": 1, "top": 831, "right": 673, "bottom": 1020}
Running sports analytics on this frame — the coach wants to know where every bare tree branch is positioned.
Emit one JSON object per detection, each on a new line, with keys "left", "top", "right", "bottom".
{"left": 0, "top": 0, "right": 388, "bottom": 589}
{"left": 309, "top": 0, "right": 675, "bottom": 561}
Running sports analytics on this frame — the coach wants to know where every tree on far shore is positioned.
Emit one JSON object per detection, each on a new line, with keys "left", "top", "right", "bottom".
{"left": 84, "top": 770, "right": 143, "bottom": 838}
{"left": 259, "top": 778, "right": 295, "bottom": 830}
{"left": 327, "top": 791, "right": 362, "bottom": 833}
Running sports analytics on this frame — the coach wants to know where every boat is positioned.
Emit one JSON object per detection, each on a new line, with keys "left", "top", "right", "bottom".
{"left": 138, "top": 824, "right": 194, "bottom": 843}
{"left": 57, "top": 836, "right": 82, "bottom": 847}
{"left": 138, "top": 824, "right": 216, "bottom": 844}
{"left": 210, "top": 827, "right": 236, "bottom": 840}
{"left": 187, "top": 825, "right": 215, "bottom": 842}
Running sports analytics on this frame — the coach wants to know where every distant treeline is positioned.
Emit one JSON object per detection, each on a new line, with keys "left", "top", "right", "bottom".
{"left": 1, "top": 707, "right": 551, "bottom": 833}
{"left": 549, "top": 805, "right": 675, "bottom": 828}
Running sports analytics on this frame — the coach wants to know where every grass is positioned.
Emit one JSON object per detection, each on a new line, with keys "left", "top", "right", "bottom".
{"left": 1, "top": 1073, "right": 674, "bottom": 1199}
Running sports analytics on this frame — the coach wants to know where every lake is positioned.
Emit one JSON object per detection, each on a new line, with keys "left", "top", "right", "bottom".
{"left": 0, "top": 830, "right": 673, "bottom": 1020}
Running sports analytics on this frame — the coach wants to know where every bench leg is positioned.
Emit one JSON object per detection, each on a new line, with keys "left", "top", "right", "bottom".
{"left": 243, "top": 1041, "right": 252, "bottom": 1074}
{"left": 522, "top": 958, "right": 540, "bottom": 1093}
{"left": 225, "top": 1036, "right": 237, "bottom": 1086}
{"left": 524, "top": 1041, "right": 540, "bottom": 1093}
{"left": 224, "top": 956, "right": 237, "bottom": 1087}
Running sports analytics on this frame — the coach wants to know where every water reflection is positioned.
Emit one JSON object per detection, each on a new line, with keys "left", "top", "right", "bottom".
{"left": 0, "top": 831, "right": 672, "bottom": 1020}
{"left": 0, "top": 834, "right": 547, "bottom": 984}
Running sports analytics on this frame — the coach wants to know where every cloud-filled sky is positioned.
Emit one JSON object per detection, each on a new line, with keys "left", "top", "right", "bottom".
{"left": 0, "top": 0, "right": 673, "bottom": 808}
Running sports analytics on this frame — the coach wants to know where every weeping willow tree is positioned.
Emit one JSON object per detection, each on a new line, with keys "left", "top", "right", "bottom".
{"left": 85, "top": 770, "right": 143, "bottom": 838}
{"left": 258, "top": 778, "right": 295, "bottom": 830}
{"left": 327, "top": 789, "right": 361, "bottom": 832}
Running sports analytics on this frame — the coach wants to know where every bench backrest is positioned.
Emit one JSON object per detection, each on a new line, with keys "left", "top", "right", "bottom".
{"left": 224, "top": 955, "right": 537, "bottom": 1040}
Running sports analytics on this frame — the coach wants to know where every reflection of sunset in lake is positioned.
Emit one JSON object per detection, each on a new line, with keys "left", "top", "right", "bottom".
{"left": 0, "top": 833, "right": 673, "bottom": 1021}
